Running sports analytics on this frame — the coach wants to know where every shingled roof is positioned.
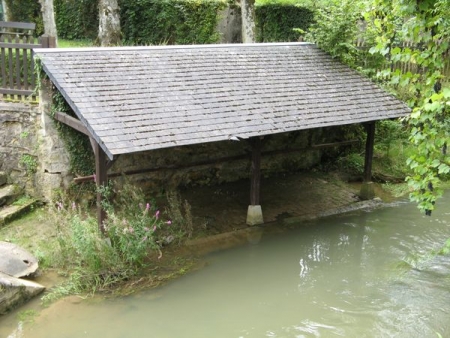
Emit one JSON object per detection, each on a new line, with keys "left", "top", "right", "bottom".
{"left": 34, "top": 42, "right": 410, "bottom": 160}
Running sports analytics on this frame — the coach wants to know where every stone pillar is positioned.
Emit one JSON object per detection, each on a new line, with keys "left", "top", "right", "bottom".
{"left": 36, "top": 78, "right": 72, "bottom": 201}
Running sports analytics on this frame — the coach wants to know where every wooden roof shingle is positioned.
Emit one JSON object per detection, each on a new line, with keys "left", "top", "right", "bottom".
{"left": 34, "top": 43, "right": 410, "bottom": 160}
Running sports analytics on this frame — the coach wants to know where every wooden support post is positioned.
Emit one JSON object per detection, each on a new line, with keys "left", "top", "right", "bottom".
{"left": 95, "top": 141, "right": 108, "bottom": 234}
{"left": 247, "top": 137, "right": 263, "bottom": 225}
{"left": 250, "top": 137, "right": 262, "bottom": 205}
{"left": 360, "top": 122, "right": 375, "bottom": 200}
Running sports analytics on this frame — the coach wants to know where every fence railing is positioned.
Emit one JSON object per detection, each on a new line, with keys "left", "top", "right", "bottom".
{"left": 356, "top": 40, "right": 450, "bottom": 79}
{"left": 0, "top": 21, "right": 55, "bottom": 101}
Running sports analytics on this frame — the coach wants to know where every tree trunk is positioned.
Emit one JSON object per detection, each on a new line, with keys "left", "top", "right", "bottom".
{"left": 98, "top": 0, "right": 122, "bottom": 47}
{"left": 39, "top": 0, "right": 58, "bottom": 46}
{"left": 241, "top": 0, "right": 256, "bottom": 43}
{"left": 1, "top": 0, "right": 9, "bottom": 21}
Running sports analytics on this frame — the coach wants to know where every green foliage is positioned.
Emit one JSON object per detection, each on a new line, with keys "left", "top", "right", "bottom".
{"left": 12, "top": 195, "right": 34, "bottom": 206}
{"left": 255, "top": 4, "right": 314, "bottom": 42}
{"left": 367, "top": 0, "right": 450, "bottom": 215}
{"left": 375, "top": 120, "right": 409, "bottom": 157}
{"left": 54, "top": 0, "right": 99, "bottom": 40}
{"left": 20, "top": 154, "right": 37, "bottom": 174}
{"left": 41, "top": 182, "right": 192, "bottom": 302}
{"left": 336, "top": 152, "right": 364, "bottom": 175}
{"left": 304, "top": 0, "right": 365, "bottom": 66}
{"left": 102, "top": 183, "right": 172, "bottom": 265}
{"left": 165, "top": 191, "right": 195, "bottom": 239}
{"left": 120, "top": 0, "right": 226, "bottom": 45}
{"left": 4, "top": 0, "right": 43, "bottom": 36}
{"left": 52, "top": 92, "right": 95, "bottom": 176}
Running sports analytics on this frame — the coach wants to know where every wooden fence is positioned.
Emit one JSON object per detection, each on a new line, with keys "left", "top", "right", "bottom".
{"left": 0, "top": 21, "right": 55, "bottom": 101}
{"left": 356, "top": 40, "right": 450, "bottom": 79}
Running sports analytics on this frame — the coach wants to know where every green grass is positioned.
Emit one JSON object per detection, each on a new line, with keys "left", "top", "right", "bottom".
{"left": 58, "top": 39, "right": 95, "bottom": 48}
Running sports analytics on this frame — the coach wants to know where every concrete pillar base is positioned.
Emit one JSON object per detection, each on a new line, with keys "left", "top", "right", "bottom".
{"left": 360, "top": 181, "right": 375, "bottom": 200}
{"left": 246, "top": 205, "right": 264, "bottom": 225}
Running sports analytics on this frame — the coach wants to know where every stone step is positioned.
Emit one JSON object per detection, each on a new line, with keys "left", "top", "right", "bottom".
{"left": 0, "top": 271, "right": 45, "bottom": 315}
{"left": 0, "top": 185, "right": 20, "bottom": 207}
{"left": 0, "top": 199, "right": 38, "bottom": 227}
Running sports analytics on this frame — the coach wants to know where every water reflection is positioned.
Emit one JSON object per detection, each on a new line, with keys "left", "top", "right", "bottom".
{"left": 2, "top": 198, "right": 450, "bottom": 337}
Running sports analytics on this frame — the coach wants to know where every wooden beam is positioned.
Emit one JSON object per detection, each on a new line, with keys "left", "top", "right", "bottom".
{"left": 312, "top": 139, "right": 359, "bottom": 149}
{"left": 0, "top": 42, "right": 41, "bottom": 49}
{"left": 54, "top": 111, "right": 90, "bottom": 136}
{"left": 0, "top": 88, "right": 34, "bottom": 96}
{"left": 94, "top": 141, "right": 108, "bottom": 234}
{"left": 0, "top": 21, "right": 36, "bottom": 30}
{"left": 249, "top": 137, "right": 262, "bottom": 205}
{"left": 363, "top": 122, "right": 375, "bottom": 182}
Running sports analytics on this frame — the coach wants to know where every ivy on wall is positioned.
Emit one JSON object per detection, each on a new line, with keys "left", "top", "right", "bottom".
{"left": 54, "top": 0, "right": 99, "bottom": 40}
{"left": 120, "top": 0, "right": 226, "bottom": 45}
{"left": 52, "top": 91, "right": 95, "bottom": 177}
{"left": 256, "top": 4, "right": 314, "bottom": 42}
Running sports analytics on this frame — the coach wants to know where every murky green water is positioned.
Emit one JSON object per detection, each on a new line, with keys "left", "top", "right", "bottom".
{"left": 3, "top": 195, "right": 450, "bottom": 337}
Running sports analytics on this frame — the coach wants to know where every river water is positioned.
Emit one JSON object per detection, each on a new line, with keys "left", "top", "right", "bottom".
{"left": 2, "top": 195, "right": 450, "bottom": 337}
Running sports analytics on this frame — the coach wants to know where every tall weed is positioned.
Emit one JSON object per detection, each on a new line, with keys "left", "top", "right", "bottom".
{"left": 42, "top": 183, "right": 191, "bottom": 303}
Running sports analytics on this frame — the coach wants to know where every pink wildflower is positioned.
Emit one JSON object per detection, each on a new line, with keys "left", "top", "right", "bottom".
{"left": 153, "top": 225, "right": 157, "bottom": 232}
{"left": 166, "top": 220, "right": 172, "bottom": 225}
{"left": 155, "top": 210, "right": 160, "bottom": 220}
{"left": 146, "top": 203, "right": 150, "bottom": 211}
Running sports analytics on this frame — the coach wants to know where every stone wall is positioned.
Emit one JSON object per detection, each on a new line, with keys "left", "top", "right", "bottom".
{"left": 111, "top": 126, "right": 350, "bottom": 194}
{"left": 0, "top": 95, "right": 71, "bottom": 200}
{"left": 0, "top": 101, "right": 39, "bottom": 192}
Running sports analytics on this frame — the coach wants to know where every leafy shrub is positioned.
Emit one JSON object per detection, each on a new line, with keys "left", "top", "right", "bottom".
{"left": 305, "top": 0, "right": 363, "bottom": 66}
{"left": 375, "top": 120, "right": 408, "bottom": 157}
{"left": 120, "top": 0, "right": 225, "bottom": 45}
{"left": 54, "top": 0, "right": 99, "bottom": 40}
{"left": 41, "top": 182, "right": 193, "bottom": 302}
{"left": 52, "top": 91, "right": 95, "bottom": 176}
{"left": 256, "top": 4, "right": 314, "bottom": 42}
{"left": 336, "top": 152, "right": 364, "bottom": 175}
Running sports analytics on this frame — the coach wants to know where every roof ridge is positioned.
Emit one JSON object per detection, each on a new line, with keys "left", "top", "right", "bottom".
{"left": 34, "top": 42, "right": 314, "bottom": 54}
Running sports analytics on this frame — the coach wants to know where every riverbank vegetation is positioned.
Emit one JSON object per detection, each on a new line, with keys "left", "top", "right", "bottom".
{"left": 30, "top": 183, "right": 197, "bottom": 304}
{"left": 306, "top": 0, "right": 450, "bottom": 214}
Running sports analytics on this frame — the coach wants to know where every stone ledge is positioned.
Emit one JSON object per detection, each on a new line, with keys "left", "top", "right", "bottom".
{"left": 0, "top": 200, "right": 38, "bottom": 227}
{"left": 0, "top": 185, "right": 20, "bottom": 207}
{"left": 0, "top": 271, "right": 45, "bottom": 315}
